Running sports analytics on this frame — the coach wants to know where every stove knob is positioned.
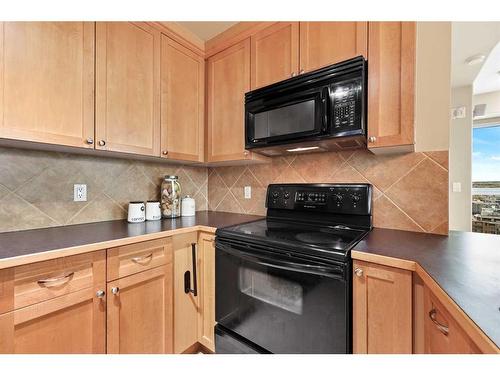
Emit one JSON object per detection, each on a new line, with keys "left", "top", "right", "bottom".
{"left": 284, "top": 191, "right": 290, "bottom": 199}
{"left": 272, "top": 191, "right": 279, "bottom": 199}
{"left": 352, "top": 194, "right": 361, "bottom": 203}
{"left": 335, "top": 193, "right": 343, "bottom": 202}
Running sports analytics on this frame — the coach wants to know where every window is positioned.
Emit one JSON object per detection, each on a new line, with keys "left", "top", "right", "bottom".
{"left": 472, "top": 125, "right": 500, "bottom": 234}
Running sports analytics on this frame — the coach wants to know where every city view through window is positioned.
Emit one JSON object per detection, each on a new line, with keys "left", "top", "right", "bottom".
{"left": 472, "top": 125, "right": 500, "bottom": 234}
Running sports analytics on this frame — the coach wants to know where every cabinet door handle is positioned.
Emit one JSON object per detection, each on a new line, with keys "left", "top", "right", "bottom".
{"left": 184, "top": 243, "right": 198, "bottom": 296}
{"left": 111, "top": 286, "right": 120, "bottom": 295}
{"left": 131, "top": 253, "right": 153, "bottom": 264}
{"left": 354, "top": 268, "right": 363, "bottom": 277}
{"left": 98, "top": 140, "right": 106, "bottom": 147}
{"left": 37, "top": 272, "right": 74, "bottom": 287}
{"left": 429, "top": 308, "right": 449, "bottom": 336}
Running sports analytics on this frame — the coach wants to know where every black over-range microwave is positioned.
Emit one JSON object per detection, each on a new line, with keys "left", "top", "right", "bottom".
{"left": 245, "top": 56, "right": 367, "bottom": 156}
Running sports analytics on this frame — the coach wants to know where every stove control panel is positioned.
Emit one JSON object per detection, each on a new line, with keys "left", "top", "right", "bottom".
{"left": 266, "top": 183, "right": 372, "bottom": 215}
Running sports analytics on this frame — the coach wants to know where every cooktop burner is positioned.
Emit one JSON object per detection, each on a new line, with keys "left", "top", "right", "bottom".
{"left": 223, "top": 219, "right": 365, "bottom": 253}
{"left": 215, "top": 183, "right": 373, "bottom": 262}
{"left": 295, "top": 232, "right": 345, "bottom": 246}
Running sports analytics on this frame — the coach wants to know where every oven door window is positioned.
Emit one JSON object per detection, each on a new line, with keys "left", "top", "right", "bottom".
{"left": 246, "top": 90, "right": 325, "bottom": 146}
{"left": 216, "top": 246, "right": 348, "bottom": 354}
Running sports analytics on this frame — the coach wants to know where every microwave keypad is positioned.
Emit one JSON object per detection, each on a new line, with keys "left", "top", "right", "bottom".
{"left": 332, "top": 82, "right": 359, "bottom": 129}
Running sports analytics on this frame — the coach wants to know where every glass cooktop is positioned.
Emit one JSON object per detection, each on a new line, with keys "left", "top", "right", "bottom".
{"left": 218, "top": 219, "right": 367, "bottom": 254}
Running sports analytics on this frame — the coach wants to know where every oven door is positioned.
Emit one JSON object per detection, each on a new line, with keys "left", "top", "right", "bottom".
{"left": 245, "top": 87, "right": 328, "bottom": 148}
{"left": 215, "top": 239, "right": 351, "bottom": 354}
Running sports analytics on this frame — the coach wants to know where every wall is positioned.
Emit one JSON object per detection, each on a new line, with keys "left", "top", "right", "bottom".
{"left": 208, "top": 149, "right": 449, "bottom": 234}
{"left": 415, "top": 22, "right": 451, "bottom": 152}
{"left": 473, "top": 90, "right": 500, "bottom": 116}
{"left": 449, "top": 86, "right": 473, "bottom": 231}
{"left": 0, "top": 146, "right": 208, "bottom": 233}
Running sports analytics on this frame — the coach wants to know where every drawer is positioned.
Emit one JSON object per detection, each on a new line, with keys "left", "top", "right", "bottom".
{"left": 107, "top": 238, "right": 172, "bottom": 281}
{"left": 0, "top": 251, "right": 106, "bottom": 314}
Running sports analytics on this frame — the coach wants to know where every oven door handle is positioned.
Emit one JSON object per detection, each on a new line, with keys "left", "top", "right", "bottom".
{"left": 217, "top": 242, "right": 345, "bottom": 279}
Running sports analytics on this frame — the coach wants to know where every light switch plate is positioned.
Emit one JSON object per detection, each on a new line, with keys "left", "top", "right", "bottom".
{"left": 244, "top": 186, "right": 251, "bottom": 199}
{"left": 74, "top": 184, "right": 87, "bottom": 202}
{"left": 452, "top": 182, "right": 462, "bottom": 193}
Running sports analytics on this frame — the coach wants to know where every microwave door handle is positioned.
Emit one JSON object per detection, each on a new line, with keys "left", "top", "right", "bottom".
{"left": 321, "top": 87, "right": 329, "bottom": 132}
{"left": 217, "top": 242, "right": 344, "bottom": 279}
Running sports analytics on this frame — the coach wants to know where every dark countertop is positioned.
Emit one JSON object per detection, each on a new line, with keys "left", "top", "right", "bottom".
{"left": 1, "top": 213, "right": 499, "bottom": 349}
{"left": 353, "top": 228, "right": 500, "bottom": 349}
{"left": 0, "top": 211, "right": 262, "bottom": 266}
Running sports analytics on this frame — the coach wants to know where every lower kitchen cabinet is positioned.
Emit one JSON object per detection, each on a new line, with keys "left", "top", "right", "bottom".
{"left": 172, "top": 231, "right": 216, "bottom": 353}
{"left": 423, "top": 286, "right": 480, "bottom": 354}
{"left": 106, "top": 264, "right": 173, "bottom": 354}
{"left": 0, "top": 251, "right": 107, "bottom": 354}
{"left": 352, "top": 260, "right": 412, "bottom": 354}
{"left": 173, "top": 232, "right": 200, "bottom": 353}
{"left": 197, "top": 232, "right": 216, "bottom": 352}
{"left": 106, "top": 238, "right": 173, "bottom": 354}
{"left": 0, "top": 288, "right": 106, "bottom": 354}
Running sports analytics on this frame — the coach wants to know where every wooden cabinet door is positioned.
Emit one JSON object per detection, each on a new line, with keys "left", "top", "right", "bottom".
{"left": 353, "top": 260, "right": 412, "bottom": 353}
{"left": 367, "top": 22, "right": 416, "bottom": 149}
{"left": 299, "top": 22, "right": 367, "bottom": 73}
{"left": 96, "top": 22, "right": 160, "bottom": 156}
{"left": 251, "top": 22, "right": 299, "bottom": 89}
{"left": 197, "top": 232, "right": 215, "bottom": 352}
{"left": 160, "top": 35, "right": 204, "bottom": 162}
{"left": 0, "top": 22, "right": 94, "bottom": 148}
{"left": 207, "top": 38, "right": 251, "bottom": 163}
{"left": 0, "top": 288, "right": 105, "bottom": 353}
{"left": 107, "top": 264, "right": 173, "bottom": 354}
{"left": 173, "top": 232, "right": 200, "bottom": 353}
{"left": 423, "top": 286, "right": 481, "bottom": 354}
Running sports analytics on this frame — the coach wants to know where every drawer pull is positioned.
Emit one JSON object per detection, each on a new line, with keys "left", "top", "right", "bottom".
{"left": 37, "top": 272, "right": 75, "bottom": 287}
{"left": 429, "top": 308, "right": 449, "bottom": 336}
{"left": 131, "top": 253, "right": 153, "bottom": 264}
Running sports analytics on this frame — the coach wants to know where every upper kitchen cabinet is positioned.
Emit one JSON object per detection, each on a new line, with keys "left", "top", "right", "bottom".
{"left": 367, "top": 22, "right": 416, "bottom": 151}
{"left": 95, "top": 22, "right": 160, "bottom": 157}
{"left": 160, "top": 35, "right": 205, "bottom": 162}
{"left": 207, "top": 38, "right": 267, "bottom": 163}
{"left": 250, "top": 22, "right": 299, "bottom": 89}
{"left": 0, "top": 22, "right": 95, "bottom": 148}
{"left": 299, "top": 22, "right": 368, "bottom": 73}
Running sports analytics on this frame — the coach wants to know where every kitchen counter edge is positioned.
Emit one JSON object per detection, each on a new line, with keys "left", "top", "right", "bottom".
{"left": 0, "top": 211, "right": 262, "bottom": 270}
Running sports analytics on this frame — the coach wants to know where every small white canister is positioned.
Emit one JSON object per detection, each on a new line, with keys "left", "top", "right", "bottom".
{"left": 181, "top": 196, "right": 196, "bottom": 217}
{"left": 127, "top": 201, "right": 145, "bottom": 223}
{"left": 146, "top": 201, "right": 161, "bottom": 221}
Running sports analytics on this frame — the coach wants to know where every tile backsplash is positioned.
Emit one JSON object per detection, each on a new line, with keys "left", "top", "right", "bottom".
{"left": 208, "top": 149, "right": 449, "bottom": 234}
{"left": 0, "top": 146, "right": 208, "bottom": 233}
{"left": 0, "top": 146, "right": 449, "bottom": 235}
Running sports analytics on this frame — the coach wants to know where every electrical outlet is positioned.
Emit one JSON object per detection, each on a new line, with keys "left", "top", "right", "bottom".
{"left": 74, "top": 184, "right": 87, "bottom": 202}
{"left": 244, "top": 186, "right": 251, "bottom": 199}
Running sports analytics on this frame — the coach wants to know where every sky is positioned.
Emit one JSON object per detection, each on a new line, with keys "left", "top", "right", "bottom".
{"left": 472, "top": 125, "right": 500, "bottom": 182}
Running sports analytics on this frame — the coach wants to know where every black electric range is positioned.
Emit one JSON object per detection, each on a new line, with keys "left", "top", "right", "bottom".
{"left": 215, "top": 183, "right": 373, "bottom": 354}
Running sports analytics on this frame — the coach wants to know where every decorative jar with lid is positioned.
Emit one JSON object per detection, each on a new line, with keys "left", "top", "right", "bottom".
{"left": 161, "top": 175, "right": 181, "bottom": 218}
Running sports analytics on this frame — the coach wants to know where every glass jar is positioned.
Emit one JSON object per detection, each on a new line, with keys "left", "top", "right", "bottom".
{"left": 160, "top": 175, "right": 181, "bottom": 218}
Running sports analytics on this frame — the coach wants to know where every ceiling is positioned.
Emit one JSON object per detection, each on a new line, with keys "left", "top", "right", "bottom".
{"left": 474, "top": 42, "right": 500, "bottom": 94}
{"left": 451, "top": 22, "right": 500, "bottom": 93}
{"left": 177, "top": 21, "right": 237, "bottom": 41}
